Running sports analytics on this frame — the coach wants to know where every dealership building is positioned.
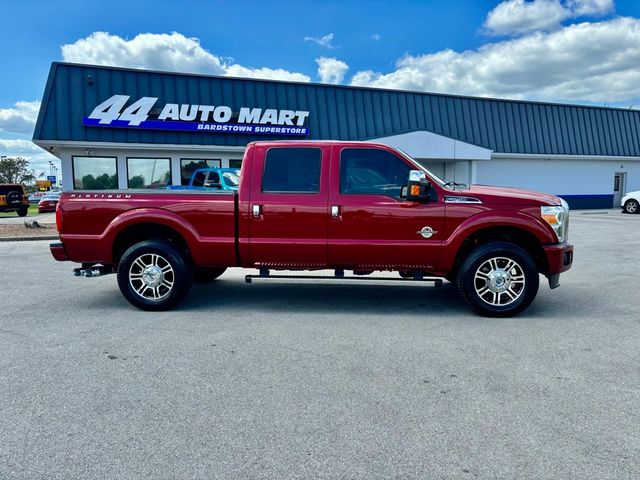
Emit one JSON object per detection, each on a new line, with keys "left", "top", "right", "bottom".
{"left": 33, "top": 62, "right": 640, "bottom": 208}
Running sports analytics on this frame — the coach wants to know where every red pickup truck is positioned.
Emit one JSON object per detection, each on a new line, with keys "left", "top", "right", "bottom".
{"left": 50, "top": 141, "right": 573, "bottom": 317}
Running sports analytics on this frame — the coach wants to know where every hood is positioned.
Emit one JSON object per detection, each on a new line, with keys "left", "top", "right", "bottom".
{"left": 448, "top": 184, "right": 563, "bottom": 207}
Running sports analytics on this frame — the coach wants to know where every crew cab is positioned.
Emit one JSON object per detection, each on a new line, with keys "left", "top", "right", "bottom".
{"left": 167, "top": 168, "right": 240, "bottom": 191}
{"left": 50, "top": 141, "right": 573, "bottom": 317}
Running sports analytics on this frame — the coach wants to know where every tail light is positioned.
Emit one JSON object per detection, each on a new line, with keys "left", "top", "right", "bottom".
{"left": 55, "top": 202, "right": 63, "bottom": 233}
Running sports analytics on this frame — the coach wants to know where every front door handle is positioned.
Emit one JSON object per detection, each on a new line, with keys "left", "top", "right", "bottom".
{"left": 331, "top": 205, "right": 341, "bottom": 218}
{"left": 252, "top": 204, "right": 262, "bottom": 217}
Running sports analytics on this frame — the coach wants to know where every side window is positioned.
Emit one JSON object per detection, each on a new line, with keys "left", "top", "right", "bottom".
{"left": 191, "top": 171, "right": 206, "bottom": 187}
{"left": 262, "top": 148, "right": 322, "bottom": 193}
{"left": 340, "top": 148, "right": 411, "bottom": 198}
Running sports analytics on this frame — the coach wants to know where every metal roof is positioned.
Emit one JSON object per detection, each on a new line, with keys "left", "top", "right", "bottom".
{"left": 34, "top": 62, "right": 640, "bottom": 156}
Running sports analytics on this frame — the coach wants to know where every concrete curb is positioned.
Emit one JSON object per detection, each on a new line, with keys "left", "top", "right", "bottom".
{"left": 0, "top": 236, "right": 59, "bottom": 242}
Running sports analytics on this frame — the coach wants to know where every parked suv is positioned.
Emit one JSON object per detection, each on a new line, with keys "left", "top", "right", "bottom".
{"left": 0, "top": 184, "right": 29, "bottom": 216}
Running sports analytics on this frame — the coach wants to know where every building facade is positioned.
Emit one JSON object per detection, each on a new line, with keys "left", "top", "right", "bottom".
{"left": 33, "top": 62, "right": 640, "bottom": 208}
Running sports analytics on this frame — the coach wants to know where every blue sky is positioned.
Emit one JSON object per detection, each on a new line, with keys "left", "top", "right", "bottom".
{"left": 1, "top": 0, "right": 640, "bottom": 173}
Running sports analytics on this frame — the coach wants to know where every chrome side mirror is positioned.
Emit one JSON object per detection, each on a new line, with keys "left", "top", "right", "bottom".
{"left": 406, "top": 170, "right": 431, "bottom": 202}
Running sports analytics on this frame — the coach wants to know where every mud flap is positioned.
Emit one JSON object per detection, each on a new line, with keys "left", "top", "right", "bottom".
{"left": 548, "top": 274, "right": 560, "bottom": 289}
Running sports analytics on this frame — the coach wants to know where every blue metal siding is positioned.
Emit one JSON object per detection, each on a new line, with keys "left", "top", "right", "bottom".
{"left": 34, "top": 62, "right": 640, "bottom": 156}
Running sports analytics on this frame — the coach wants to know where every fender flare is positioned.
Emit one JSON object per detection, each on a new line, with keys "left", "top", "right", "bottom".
{"left": 102, "top": 208, "right": 201, "bottom": 262}
{"left": 436, "top": 210, "right": 556, "bottom": 273}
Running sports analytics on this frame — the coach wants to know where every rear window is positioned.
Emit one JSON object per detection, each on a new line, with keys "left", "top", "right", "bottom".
{"left": 262, "top": 147, "right": 321, "bottom": 193}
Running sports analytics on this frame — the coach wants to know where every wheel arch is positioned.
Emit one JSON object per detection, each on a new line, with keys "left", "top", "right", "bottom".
{"left": 446, "top": 225, "right": 549, "bottom": 280}
{"left": 106, "top": 209, "right": 200, "bottom": 266}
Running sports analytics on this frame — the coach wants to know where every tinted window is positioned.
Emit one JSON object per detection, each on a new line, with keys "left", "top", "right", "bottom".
{"left": 191, "top": 171, "right": 206, "bottom": 187}
{"left": 340, "top": 148, "right": 411, "bottom": 198}
{"left": 262, "top": 148, "right": 321, "bottom": 193}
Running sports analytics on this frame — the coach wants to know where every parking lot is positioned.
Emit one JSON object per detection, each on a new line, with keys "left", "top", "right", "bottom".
{"left": 0, "top": 211, "right": 638, "bottom": 479}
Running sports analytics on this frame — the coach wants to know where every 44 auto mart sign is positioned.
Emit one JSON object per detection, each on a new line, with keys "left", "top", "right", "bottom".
{"left": 82, "top": 95, "right": 310, "bottom": 136}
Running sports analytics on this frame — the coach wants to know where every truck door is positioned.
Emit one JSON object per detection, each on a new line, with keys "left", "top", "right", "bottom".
{"left": 247, "top": 144, "right": 330, "bottom": 268}
{"left": 327, "top": 145, "right": 444, "bottom": 271}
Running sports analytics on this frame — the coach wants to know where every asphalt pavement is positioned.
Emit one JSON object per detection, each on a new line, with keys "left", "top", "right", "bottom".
{"left": 0, "top": 211, "right": 638, "bottom": 479}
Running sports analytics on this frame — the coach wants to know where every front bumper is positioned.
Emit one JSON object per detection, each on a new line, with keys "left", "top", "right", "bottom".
{"left": 50, "top": 242, "right": 69, "bottom": 262}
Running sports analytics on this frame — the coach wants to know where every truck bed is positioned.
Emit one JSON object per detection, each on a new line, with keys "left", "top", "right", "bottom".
{"left": 57, "top": 190, "right": 238, "bottom": 267}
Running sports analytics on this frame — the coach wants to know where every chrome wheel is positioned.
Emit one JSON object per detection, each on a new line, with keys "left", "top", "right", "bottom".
{"left": 625, "top": 200, "right": 638, "bottom": 214}
{"left": 128, "top": 253, "right": 175, "bottom": 301}
{"left": 473, "top": 256, "right": 526, "bottom": 307}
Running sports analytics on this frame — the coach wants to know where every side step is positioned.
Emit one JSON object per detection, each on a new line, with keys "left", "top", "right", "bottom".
{"left": 245, "top": 268, "right": 443, "bottom": 286}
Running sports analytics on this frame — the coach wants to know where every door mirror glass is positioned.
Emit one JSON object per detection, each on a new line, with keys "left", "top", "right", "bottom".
{"left": 406, "top": 170, "right": 431, "bottom": 202}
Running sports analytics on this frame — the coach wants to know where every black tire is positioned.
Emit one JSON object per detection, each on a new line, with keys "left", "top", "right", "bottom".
{"left": 17, "top": 206, "right": 28, "bottom": 217}
{"left": 193, "top": 267, "right": 227, "bottom": 283}
{"left": 456, "top": 241, "right": 539, "bottom": 317}
{"left": 6, "top": 191, "right": 22, "bottom": 207}
{"left": 117, "top": 239, "right": 193, "bottom": 311}
{"left": 624, "top": 199, "right": 639, "bottom": 214}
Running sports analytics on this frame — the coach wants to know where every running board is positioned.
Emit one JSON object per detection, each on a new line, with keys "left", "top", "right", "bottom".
{"left": 245, "top": 268, "right": 443, "bottom": 286}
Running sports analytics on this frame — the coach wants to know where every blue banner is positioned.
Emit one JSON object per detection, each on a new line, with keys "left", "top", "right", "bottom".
{"left": 82, "top": 117, "right": 309, "bottom": 136}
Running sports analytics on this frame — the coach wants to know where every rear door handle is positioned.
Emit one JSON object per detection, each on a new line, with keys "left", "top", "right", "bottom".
{"left": 331, "top": 205, "right": 341, "bottom": 218}
{"left": 252, "top": 204, "right": 262, "bottom": 217}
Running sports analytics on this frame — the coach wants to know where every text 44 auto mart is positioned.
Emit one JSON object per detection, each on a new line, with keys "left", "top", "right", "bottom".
{"left": 33, "top": 62, "right": 640, "bottom": 209}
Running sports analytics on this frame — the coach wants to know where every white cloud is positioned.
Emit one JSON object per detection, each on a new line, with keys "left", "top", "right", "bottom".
{"left": 0, "top": 139, "right": 60, "bottom": 178}
{"left": 568, "top": 0, "right": 614, "bottom": 16}
{"left": 484, "top": 0, "right": 614, "bottom": 36}
{"left": 0, "top": 101, "right": 40, "bottom": 135}
{"left": 304, "top": 33, "right": 335, "bottom": 48}
{"left": 62, "top": 32, "right": 310, "bottom": 82}
{"left": 316, "top": 57, "right": 349, "bottom": 84}
{"left": 350, "top": 17, "right": 640, "bottom": 103}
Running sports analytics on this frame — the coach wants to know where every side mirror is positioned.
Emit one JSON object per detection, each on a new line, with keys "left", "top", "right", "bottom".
{"left": 405, "top": 170, "right": 431, "bottom": 202}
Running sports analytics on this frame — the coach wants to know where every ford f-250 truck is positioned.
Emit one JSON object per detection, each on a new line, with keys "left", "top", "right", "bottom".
{"left": 50, "top": 141, "right": 573, "bottom": 317}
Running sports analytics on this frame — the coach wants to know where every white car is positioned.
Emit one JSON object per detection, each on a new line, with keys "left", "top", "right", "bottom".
{"left": 621, "top": 191, "right": 640, "bottom": 214}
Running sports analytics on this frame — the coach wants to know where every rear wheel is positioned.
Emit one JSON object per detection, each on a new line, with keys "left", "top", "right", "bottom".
{"left": 457, "top": 241, "right": 539, "bottom": 317}
{"left": 624, "top": 199, "right": 639, "bottom": 214}
{"left": 117, "top": 239, "right": 192, "bottom": 311}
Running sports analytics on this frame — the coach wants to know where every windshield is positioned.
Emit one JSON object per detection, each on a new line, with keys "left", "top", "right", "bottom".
{"left": 222, "top": 171, "right": 240, "bottom": 187}
{"left": 394, "top": 147, "right": 446, "bottom": 187}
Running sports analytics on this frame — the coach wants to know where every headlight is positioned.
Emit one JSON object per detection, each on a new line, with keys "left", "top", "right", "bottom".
{"left": 541, "top": 201, "right": 569, "bottom": 243}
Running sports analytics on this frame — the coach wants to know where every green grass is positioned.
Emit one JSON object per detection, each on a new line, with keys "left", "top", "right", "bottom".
{"left": 0, "top": 204, "right": 42, "bottom": 217}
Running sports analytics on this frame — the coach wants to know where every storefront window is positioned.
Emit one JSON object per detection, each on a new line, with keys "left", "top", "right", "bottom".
{"left": 180, "top": 159, "right": 221, "bottom": 185}
{"left": 127, "top": 158, "right": 171, "bottom": 189}
{"left": 229, "top": 159, "right": 243, "bottom": 169}
{"left": 72, "top": 156, "right": 118, "bottom": 190}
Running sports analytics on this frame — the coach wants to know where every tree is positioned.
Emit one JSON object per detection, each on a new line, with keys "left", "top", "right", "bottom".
{"left": 0, "top": 156, "right": 36, "bottom": 184}
{"left": 80, "top": 173, "right": 117, "bottom": 190}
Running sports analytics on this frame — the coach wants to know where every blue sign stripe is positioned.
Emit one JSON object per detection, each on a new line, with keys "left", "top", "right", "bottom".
{"left": 82, "top": 117, "right": 309, "bottom": 136}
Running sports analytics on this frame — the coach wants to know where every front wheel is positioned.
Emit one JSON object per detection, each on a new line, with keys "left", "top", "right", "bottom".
{"left": 457, "top": 242, "right": 539, "bottom": 317}
{"left": 17, "top": 206, "right": 28, "bottom": 217}
{"left": 117, "top": 239, "right": 192, "bottom": 311}
{"left": 624, "top": 199, "right": 639, "bottom": 214}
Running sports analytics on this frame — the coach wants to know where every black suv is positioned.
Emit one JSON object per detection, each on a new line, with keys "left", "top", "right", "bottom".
{"left": 0, "top": 184, "right": 30, "bottom": 216}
